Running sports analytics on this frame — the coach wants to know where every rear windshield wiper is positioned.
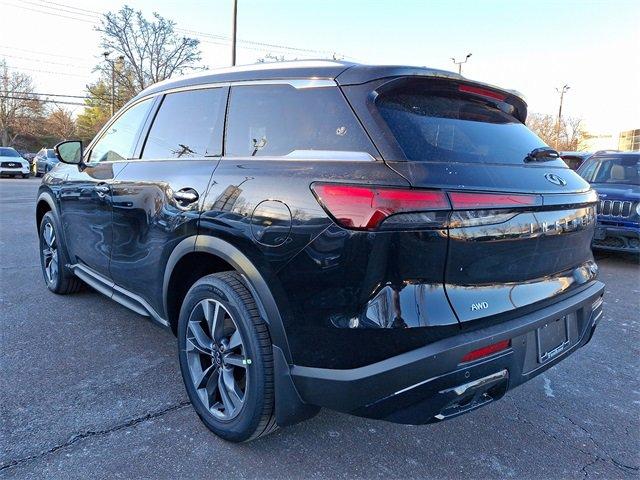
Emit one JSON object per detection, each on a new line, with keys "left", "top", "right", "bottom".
{"left": 524, "top": 147, "right": 560, "bottom": 163}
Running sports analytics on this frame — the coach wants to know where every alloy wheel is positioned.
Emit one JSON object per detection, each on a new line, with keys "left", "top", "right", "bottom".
{"left": 185, "top": 299, "right": 249, "bottom": 420}
{"left": 42, "top": 222, "right": 59, "bottom": 284}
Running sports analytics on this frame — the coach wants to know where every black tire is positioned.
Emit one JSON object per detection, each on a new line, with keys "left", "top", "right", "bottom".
{"left": 178, "top": 272, "right": 277, "bottom": 442}
{"left": 39, "top": 212, "right": 83, "bottom": 294}
{"left": 35, "top": 172, "right": 42, "bottom": 178}
{"left": 22, "top": 174, "right": 30, "bottom": 179}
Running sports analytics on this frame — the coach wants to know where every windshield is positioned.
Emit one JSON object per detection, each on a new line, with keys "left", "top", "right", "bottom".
{"left": 47, "top": 149, "right": 57, "bottom": 159}
{"left": 583, "top": 156, "right": 640, "bottom": 185}
{"left": 376, "top": 85, "right": 546, "bottom": 164}
{"left": 0, "top": 148, "right": 21, "bottom": 157}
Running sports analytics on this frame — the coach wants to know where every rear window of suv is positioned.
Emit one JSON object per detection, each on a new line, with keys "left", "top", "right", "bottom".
{"left": 376, "top": 81, "right": 546, "bottom": 163}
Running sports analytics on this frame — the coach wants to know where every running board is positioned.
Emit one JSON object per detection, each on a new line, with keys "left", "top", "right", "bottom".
{"left": 69, "top": 263, "right": 170, "bottom": 328}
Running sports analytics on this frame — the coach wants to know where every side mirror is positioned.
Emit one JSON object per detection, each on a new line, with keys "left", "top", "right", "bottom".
{"left": 54, "top": 140, "right": 83, "bottom": 165}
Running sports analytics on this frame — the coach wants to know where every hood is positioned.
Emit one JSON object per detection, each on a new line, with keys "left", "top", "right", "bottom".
{"left": 590, "top": 183, "right": 640, "bottom": 201}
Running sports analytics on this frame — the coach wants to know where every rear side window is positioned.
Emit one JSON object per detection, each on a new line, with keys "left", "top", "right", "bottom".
{"left": 225, "top": 84, "right": 376, "bottom": 158}
{"left": 142, "top": 88, "right": 227, "bottom": 159}
{"left": 376, "top": 81, "right": 546, "bottom": 163}
{"left": 90, "top": 98, "right": 153, "bottom": 162}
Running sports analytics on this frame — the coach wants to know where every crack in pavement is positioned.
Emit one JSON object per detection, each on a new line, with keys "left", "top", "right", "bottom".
{"left": 0, "top": 401, "right": 191, "bottom": 472}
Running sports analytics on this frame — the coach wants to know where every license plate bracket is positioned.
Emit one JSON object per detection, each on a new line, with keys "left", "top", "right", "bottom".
{"left": 536, "top": 316, "right": 570, "bottom": 363}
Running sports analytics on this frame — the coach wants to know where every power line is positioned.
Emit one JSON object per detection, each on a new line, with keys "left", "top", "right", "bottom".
{"left": 0, "top": 94, "right": 85, "bottom": 106}
{"left": 0, "top": 1, "right": 96, "bottom": 23}
{"left": 4, "top": 64, "right": 92, "bottom": 79}
{"left": 0, "top": 53, "right": 94, "bottom": 69}
{"left": 10, "top": 91, "right": 89, "bottom": 99}
{"left": 6, "top": 0, "right": 347, "bottom": 58}
{"left": 0, "top": 45, "right": 90, "bottom": 61}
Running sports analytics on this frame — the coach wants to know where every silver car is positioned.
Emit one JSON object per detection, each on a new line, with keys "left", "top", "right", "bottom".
{"left": 0, "top": 147, "right": 30, "bottom": 178}
{"left": 34, "top": 148, "right": 59, "bottom": 177}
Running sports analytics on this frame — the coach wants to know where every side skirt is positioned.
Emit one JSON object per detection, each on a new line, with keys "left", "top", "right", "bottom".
{"left": 69, "top": 263, "right": 170, "bottom": 329}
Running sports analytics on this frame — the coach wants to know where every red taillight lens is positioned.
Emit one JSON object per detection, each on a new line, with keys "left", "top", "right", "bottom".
{"left": 311, "top": 183, "right": 450, "bottom": 230}
{"left": 461, "top": 339, "right": 511, "bottom": 363}
{"left": 458, "top": 84, "right": 507, "bottom": 102}
{"left": 448, "top": 192, "right": 540, "bottom": 209}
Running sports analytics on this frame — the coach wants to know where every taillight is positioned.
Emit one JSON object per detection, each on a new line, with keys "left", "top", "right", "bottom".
{"left": 448, "top": 192, "right": 541, "bottom": 209}
{"left": 460, "top": 339, "right": 511, "bottom": 363}
{"left": 311, "top": 184, "right": 540, "bottom": 231}
{"left": 311, "top": 183, "right": 450, "bottom": 230}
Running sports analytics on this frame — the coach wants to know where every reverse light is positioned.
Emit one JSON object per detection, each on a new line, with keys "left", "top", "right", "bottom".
{"left": 460, "top": 339, "right": 511, "bottom": 363}
{"left": 311, "top": 183, "right": 450, "bottom": 230}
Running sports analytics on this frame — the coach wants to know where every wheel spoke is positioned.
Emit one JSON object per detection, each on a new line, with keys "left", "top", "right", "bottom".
{"left": 50, "top": 254, "right": 58, "bottom": 278}
{"left": 187, "top": 321, "right": 213, "bottom": 354}
{"left": 205, "top": 300, "right": 226, "bottom": 343}
{"left": 227, "top": 330, "right": 242, "bottom": 350}
{"left": 223, "top": 353, "right": 247, "bottom": 368}
{"left": 222, "top": 367, "right": 244, "bottom": 408}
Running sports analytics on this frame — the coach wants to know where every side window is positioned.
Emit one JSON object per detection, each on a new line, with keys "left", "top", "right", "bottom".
{"left": 579, "top": 161, "right": 598, "bottom": 182}
{"left": 225, "top": 84, "right": 376, "bottom": 157}
{"left": 89, "top": 98, "right": 153, "bottom": 163}
{"left": 142, "top": 88, "right": 227, "bottom": 159}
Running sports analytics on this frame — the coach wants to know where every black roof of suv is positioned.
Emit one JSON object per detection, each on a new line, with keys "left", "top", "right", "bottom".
{"left": 137, "top": 60, "right": 527, "bottom": 118}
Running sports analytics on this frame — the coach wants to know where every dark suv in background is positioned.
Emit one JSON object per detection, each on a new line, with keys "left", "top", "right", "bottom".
{"left": 578, "top": 151, "right": 640, "bottom": 253}
{"left": 37, "top": 61, "right": 604, "bottom": 442}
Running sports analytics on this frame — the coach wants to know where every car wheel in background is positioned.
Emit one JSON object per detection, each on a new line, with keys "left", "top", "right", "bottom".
{"left": 39, "top": 212, "right": 83, "bottom": 294}
{"left": 177, "top": 272, "right": 277, "bottom": 442}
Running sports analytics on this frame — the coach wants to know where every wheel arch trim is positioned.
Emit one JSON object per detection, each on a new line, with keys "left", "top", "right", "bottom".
{"left": 163, "top": 235, "right": 293, "bottom": 364}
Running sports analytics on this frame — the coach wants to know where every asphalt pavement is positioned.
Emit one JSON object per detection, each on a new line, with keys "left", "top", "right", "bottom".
{"left": 1, "top": 177, "right": 639, "bottom": 479}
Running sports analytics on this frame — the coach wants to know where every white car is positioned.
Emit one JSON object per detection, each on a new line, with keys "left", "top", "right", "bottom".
{"left": 0, "top": 147, "right": 30, "bottom": 178}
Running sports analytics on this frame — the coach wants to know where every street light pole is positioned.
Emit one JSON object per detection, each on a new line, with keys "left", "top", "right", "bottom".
{"left": 103, "top": 52, "right": 125, "bottom": 117}
{"left": 555, "top": 84, "right": 570, "bottom": 149}
{"left": 451, "top": 53, "right": 472, "bottom": 74}
{"left": 231, "top": 0, "right": 237, "bottom": 66}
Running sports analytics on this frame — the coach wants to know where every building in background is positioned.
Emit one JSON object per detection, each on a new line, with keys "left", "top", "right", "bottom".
{"left": 578, "top": 127, "right": 640, "bottom": 152}
{"left": 618, "top": 129, "right": 640, "bottom": 151}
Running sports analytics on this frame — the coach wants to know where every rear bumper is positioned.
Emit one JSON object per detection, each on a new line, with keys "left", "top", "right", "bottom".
{"left": 593, "top": 224, "right": 639, "bottom": 253}
{"left": 291, "top": 281, "right": 605, "bottom": 424}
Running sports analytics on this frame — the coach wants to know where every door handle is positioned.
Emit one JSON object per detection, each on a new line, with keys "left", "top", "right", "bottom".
{"left": 95, "top": 184, "right": 110, "bottom": 196}
{"left": 173, "top": 188, "right": 199, "bottom": 204}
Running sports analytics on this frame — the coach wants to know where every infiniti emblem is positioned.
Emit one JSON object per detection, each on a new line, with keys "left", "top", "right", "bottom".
{"left": 545, "top": 173, "right": 567, "bottom": 186}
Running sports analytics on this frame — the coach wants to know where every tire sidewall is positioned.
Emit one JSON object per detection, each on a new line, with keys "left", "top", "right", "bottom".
{"left": 177, "top": 276, "right": 268, "bottom": 441}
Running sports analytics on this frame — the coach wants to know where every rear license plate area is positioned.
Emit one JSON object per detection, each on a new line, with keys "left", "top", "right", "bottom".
{"left": 536, "top": 316, "right": 570, "bottom": 364}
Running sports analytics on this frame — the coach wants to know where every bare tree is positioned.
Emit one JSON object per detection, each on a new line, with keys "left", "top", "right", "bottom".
{"left": 527, "top": 113, "right": 585, "bottom": 151}
{"left": 0, "top": 60, "right": 43, "bottom": 146}
{"left": 96, "top": 6, "right": 202, "bottom": 98}
{"left": 45, "top": 107, "right": 76, "bottom": 140}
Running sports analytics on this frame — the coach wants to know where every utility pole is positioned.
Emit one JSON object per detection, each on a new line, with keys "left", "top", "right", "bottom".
{"left": 231, "top": 0, "right": 238, "bottom": 66}
{"left": 555, "top": 84, "right": 570, "bottom": 149}
{"left": 103, "top": 52, "right": 124, "bottom": 117}
{"left": 451, "top": 53, "right": 472, "bottom": 74}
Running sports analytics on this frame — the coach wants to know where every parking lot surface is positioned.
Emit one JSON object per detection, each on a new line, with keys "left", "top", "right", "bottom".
{"left": 1, "top": 177, "right": 639, "bottom": 479}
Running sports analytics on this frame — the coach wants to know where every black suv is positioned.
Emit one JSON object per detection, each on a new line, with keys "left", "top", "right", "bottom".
{"left": 37, "top": 61, "right": 605, "bottom": 442}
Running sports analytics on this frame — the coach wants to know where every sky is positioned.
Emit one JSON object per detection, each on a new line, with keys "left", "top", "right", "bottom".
{"left": 1, "top": 0, "right": 638, "bottom": 133}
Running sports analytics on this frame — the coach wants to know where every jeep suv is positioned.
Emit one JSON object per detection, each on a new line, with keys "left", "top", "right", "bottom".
{"left": 37, "top": 61, "right": 605, "bottom": 442}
